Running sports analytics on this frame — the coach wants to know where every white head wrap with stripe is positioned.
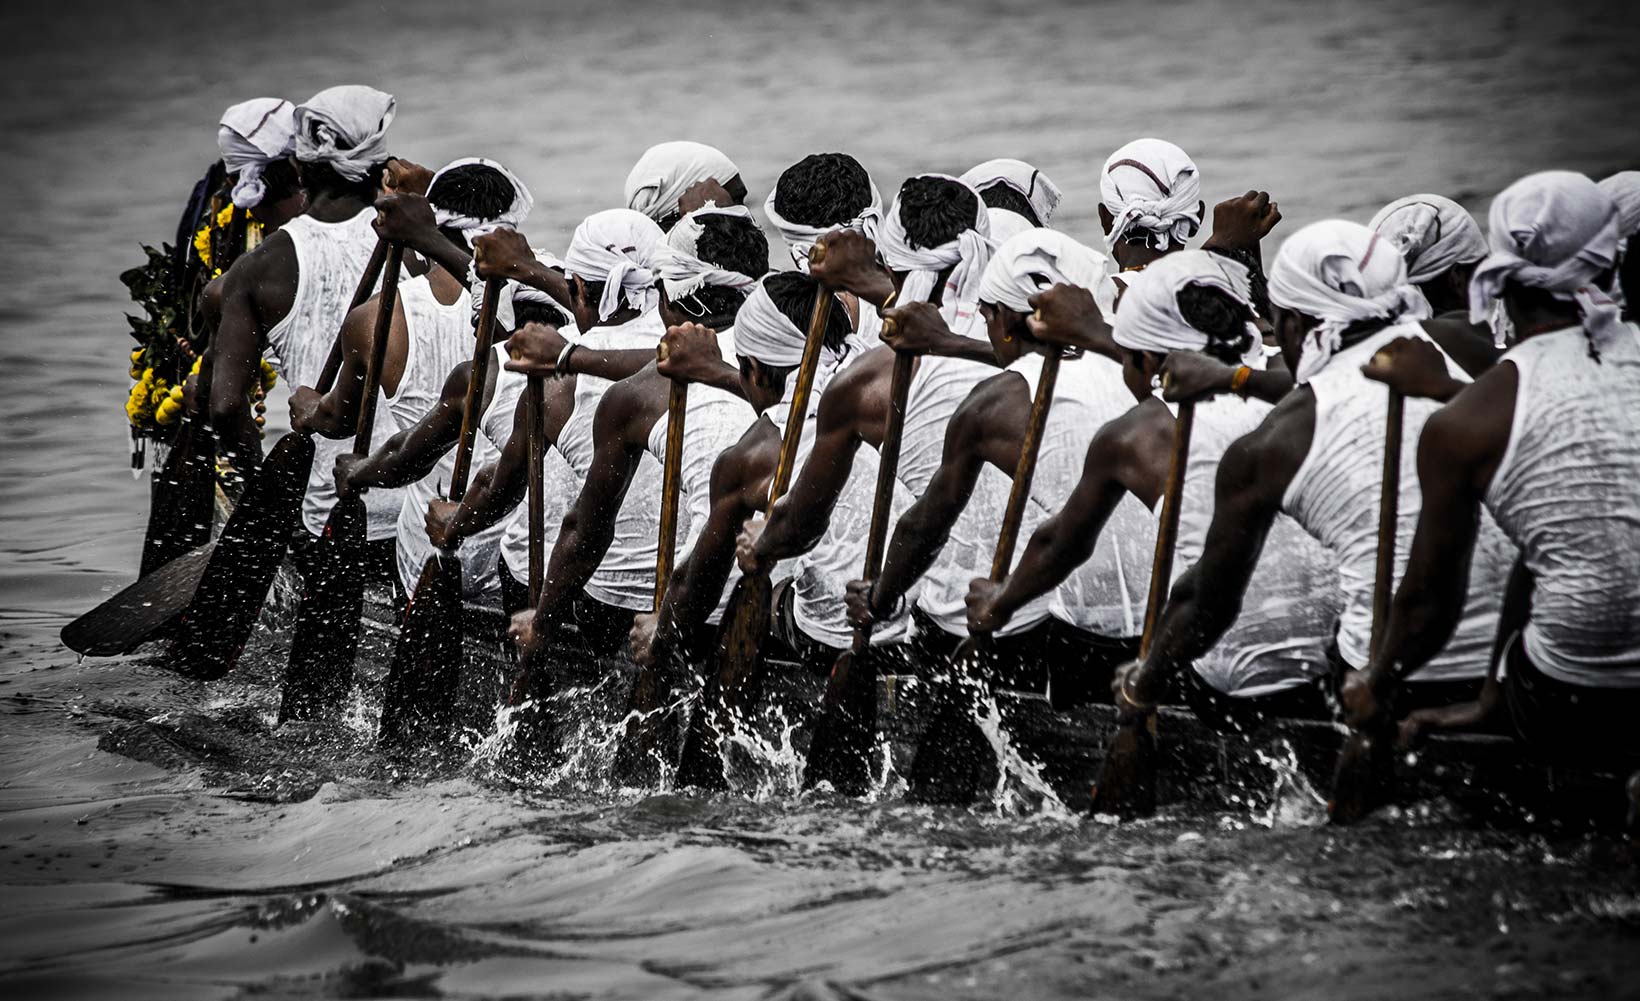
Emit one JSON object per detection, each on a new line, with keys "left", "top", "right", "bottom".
{"left": 217, "top": 98, "right": 297, "bottom": 209}
{"left": 1100, "top": 138, "right": 1204, "bottom": 252}
{"left": 562, "top": 209, "right": 665, "bottom": 322}
{"left": 960, "top": 157, "right": 1063, "bottom": 226}
{"left": 623, "top": 141, "right": 740, "bottom": 223}
{"left": 1368, "top": 194, "right": 1487, "bottom": 285}
{"left": 877, "top": 174, "right": 994, "bottom": 336}
{"left": 292, "top": 85, "right": 395, "bottom": 182}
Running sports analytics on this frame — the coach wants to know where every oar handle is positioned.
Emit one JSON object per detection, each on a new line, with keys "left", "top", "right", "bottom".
{"left": 448, "top": 278, "right": 503, "bottom": 506}
{"left": 1369, "top": 388, "right": 1405, "bottom": 660}
{"left": 989, "top": 351, "right": 1062, "bottom": 580}
{"left": 316, "top": 238, "right": 391, "bottom": 394}
{"left": 767, "top": 289, "right": 834, "bottom": 510}
{"left": 848, "top": 349, "right": 917, "bottom": 653}
{"left": 351, "top": 242, "right": 404, "bottom": 457}
{"left": 1139, "top": 398, "right": 1196, "bottom": 658}
{"left": 525, "top": 373, "right": 546, "bottom": 607}
{"left": 655, "top": 341, "right": 689, "bottom": 611}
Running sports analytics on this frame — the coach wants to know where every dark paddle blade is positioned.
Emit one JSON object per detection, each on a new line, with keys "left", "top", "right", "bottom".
{"left": 63, "top": 539, "right": 218, "bottom": 656}
{"left": 169, "top": 431, "right": 315, "bottom": 679}
{"left": 1088, "top": 713, "right": 1159, "bottom": 818}
{"left": 905, "top": 640, "right": 999, "bottom": 805}
{"left": 276, "top": 494, "right": 368, "bottom": 722}
{"left": 1327, "top": 724, "right": 1396, "bottom": 825}
{"left": 378, "top": 553, "right": 464, "bottom": 747}
{"left": 675, "top": 573, "right": 772, "bottom": 791}
{"left": 140, "top": 414, "right": 216, "bottom": 577}
{"left": 803, "top": 648, "right": 879, "bottom": 795}
{"left": 610, "top": 659, "right": 687, "bottom": 788}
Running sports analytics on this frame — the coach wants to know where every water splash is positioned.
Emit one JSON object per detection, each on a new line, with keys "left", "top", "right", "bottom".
{"left": 1250, "top": 739, "right": 1327, "bottom": 828}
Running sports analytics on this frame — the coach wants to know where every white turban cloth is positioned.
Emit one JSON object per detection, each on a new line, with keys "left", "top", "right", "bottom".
{"left": 1469, "top": 170, "right": 1624, "bottom": 350}
{"left": 1369, "top": 194, "right": 1487, "bottom": 285}
{"left": 218, "top": 98, "right": 297, "bottom": 210}
{"left": 623, "top": 141, "right": 739, "bottom": 223}
{"left": 978, "top": 228, "right": 1117, "bottom": 319}
{"left": 960, "top": 158, "right": 1063, "bottom": 227}
{"left": 733, "top": 277, "right": 857, "bottom": 405}
{"left": 652, "top": 204, "right": 762, "bottom": 301}
{"left": 427, "top": 156, "right": 533, "bottom": 245}
{"left": 562, "top": 208, "right": 664, "bottom": 322}
{"left": 1113, "top": 249, "right": 1262, "bottom": 367}
{"left": 292, "top": 85, "right": 395, "bottom": 182}
{"left": 986, "top": 207, "right": 1037, "bottom": 248}
{"left": 877, "top": 174, "right": 994, "bottom": 336}
{"left": 764, "top": 173, "right": 883, "bottom": 272}
{"left": 468, "top": 248, "right": 565, "bottom": 333}
{"left": 1100, "top": 138, "right": 1204, "bottom": 252}
{"left": 1269, "top": 219, "right": 1430, "bottom": 384}
{"left": 1598, "top": 171, "right": 1640, "bottom": 239}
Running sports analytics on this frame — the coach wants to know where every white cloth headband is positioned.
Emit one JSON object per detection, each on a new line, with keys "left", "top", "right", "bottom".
{"left": 960, "top": 158, "right": 1063, "bottom": 226}
{"left": 1100, "top": 138, "right": 1203, "bottom": 252}
{"left": 218, "top": 98, "right": 297, "bottom": 209}
{"left": 1113, "top": 249, "right": 1262, "bottom": 367}
{"left": 1599, "top": 171, "right": 1640, "bottom": 239}
{"left": 292, "top": 85, "right": 395, "bottom": 182}
{"left": 1268, "top": 219, "right": 1430, "bottom": 384}
{"left": 563, "top": 208, "right": 664, "bottom": 322}
{"left": 977, "top": 228, "right": 1116, "bottom": 318}
{"left": 763, "top": 175, "right": 883, "bottom": 272}
{"left": 877, "top": 174, "right": 994, "bottom": 336}
{"left": 624, "top": 140, "right": 739, "bottom": 223}
{"left": 467, "top": 249, "right": 565, "bottom": 332}
{"left": 733, "top": 278, "right": 857, "bottom": 409}
{"left": 652, "top": 204, "right": 761, "bottom": 300}
{"left": 986, "top": 208, "right": 1037, "bottom": 248}
{"left": 427, "top": 156, "right": 534, "bottom": 244}
{"left": 1368, "top": 194, "right": 1487, "bottom": 285}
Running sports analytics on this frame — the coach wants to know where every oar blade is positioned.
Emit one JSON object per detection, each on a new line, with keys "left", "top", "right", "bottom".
{"left": 378, "top": 553, "right": 465, "bottom": 748}
{"left": 140, "top": 415, "right": 216, "bottom": 577}
{"left": 610, "top": 659, "right": 687, "bottom": 788}
{"left": 1327, "top": 725, "right": 1396, "bottom": 825}
{"left": 62, "top": 540, "right": 218, "bottom": 656}
{"left": 802, "top": 648, "right": 879, "bottom": 795}
{"left": 905, "top": 638, "right": 1001, "bottom": 805}
{"left": 169, "top": 431, "right": 315, "bottom": 679}
{"left": 276, "top": 494, "right": 368, "bottom": 722}
{"left": 675, "top": 573, "right": 772, "bottom": 791}
{"left": 1088, "top": 714, "right": 1159, "bottom": 818}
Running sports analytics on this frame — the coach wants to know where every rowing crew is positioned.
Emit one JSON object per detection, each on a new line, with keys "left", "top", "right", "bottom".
{"left": 187, "top": 84, "right": 1640, "bottom": 819}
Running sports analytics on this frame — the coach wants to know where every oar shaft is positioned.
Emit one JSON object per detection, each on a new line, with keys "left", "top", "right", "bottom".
{"left": 448, "top": 278, "right": 503, "bottom": 504}
{"left": 1139, "top": 400, "right": 1195, "bottom": 658}
{"left": 655, "top": 373, "right": 689, "bottom": 610}
{"left": 1369, "top": 389, "right": 1405, "bottom": 660}
{"left": 316, "top": 239, "right": 391, "bottom": 394}
{"left": 525, "top": 374, "right": 546, "bottom": 608}
{"left": 767, "top": 291, "right": 834, "bottom": 509}
{"left": 849, "top": 350, "right": 916, "bottom": 654}
{"left": 351, "top": 242, "right": 404, "bottom": 456}
{"left": 989, "top": 352, "right": 1062, "bottom": 580}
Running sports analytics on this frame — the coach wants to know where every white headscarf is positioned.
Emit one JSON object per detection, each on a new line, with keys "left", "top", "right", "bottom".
{"left": 468, "top": 248, "right": 566, "bottom": 333}
{"left": 732, "top": 276, "right": 857, "bottom": 407}
{"left": 977, "top": 228, "right": 1117, "bottom": 319}
{"left": 1598, "top": 171, "right": 1640, "bottom": 239}
{"left": 1269, "top": 219, "right": 1430, "bottom": 383}
{"left": 1368, "top": 194, "right": 1487, "bottom": 285}
{"left": 623, "top": 141, "right": 740, "bottom": 223}
{"left": 292, "top": 85, "right": 395, "bottom": 182}
{"left": 562, "top": 208, "right": 664, "bottom": 322}
{"left": 986, "top": 207, "right": 1038, "bottom": 248}
{"left": 1100, "top": 138, "right": 1204, "bottom": 252}
{"left": 426, "top": 157, "right": 533, "bottom": 244}
{"left": 877, "top": 174, "right": 994, "bottom": 336}
{"left": 1469, "top": 171, "right": 1624, "bottom": 350}
{"left": 763, "top": 162, "right": 883, "bottom": 271}
{"left": 651, "top": 204, "right": 762, "bottom": 300}
{"left": 217, "top": 98, "right": 297, "bottom": 209}
{"left": 1113, "top": 249, "right": 1261, "bottom": 367}
{"left": 960, "top": 158, "right": 1063, "bottom": 227}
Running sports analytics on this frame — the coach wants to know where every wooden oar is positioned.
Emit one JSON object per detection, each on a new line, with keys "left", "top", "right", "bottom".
{"left": 611, "top": 345, "right": 692, "bottom": 784}
{"left": 907, "top": 349, "right": 1066, "bottom": 805}
{"left": 673, "top": 288, "right": 834, "bottom": 790}
{"left": 377, "top": 278, "right": 505, "bottom": 745}
{"left": 1328, "top": 383, "right": 1405, "bottom": 823}
{"left": 1087, "top": 394, "right": 1196, "bottom": 817}
{"left": 140, "top": 349, "right": 217, "bottom": 577}
{"left": 526, "top": 374, "right": 546, "bottom": 608}
{"left": 276, "top": 243, "right": 405, "bottom": 720}
{"left": 802, "top": 339, "right": 914, "bottom": 795}
{"left": 157, "top": 238, "right": 391, "bottom": 675}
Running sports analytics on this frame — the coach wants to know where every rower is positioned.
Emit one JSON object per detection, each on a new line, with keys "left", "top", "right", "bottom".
{"left": 1344, "top": 173, "right": 1640, "bottom": 792}
{"left": 1368, "top": 193, "right": 1498, "bottom": 374}
{"left": 959, "top": 158, "right": 1063, "bottom": 228}
{"left": 206, "top": 84, "right": 405, "bottom": 580}
{"left": 1108, "top": 219, "right": 1515, "bottom": 720}
{"left": 624, "top": 140, "right": 746, "bottom": 231}
{"left": 216, "top": 98, "right": 306, "bottom": 235}
{"left": 967, "top": 251, "right": 1343, "bottom": 728}
{"left": 762, "top": 152, "right": 888, "bottom": 347}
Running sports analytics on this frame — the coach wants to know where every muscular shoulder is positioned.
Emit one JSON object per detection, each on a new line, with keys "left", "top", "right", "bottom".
{"left": 816, "top": 344, "right": 894, "bottom": 437}
{"left": 223, "top": 229, "right": 298, "bottom": 313}
{"left": 711, "top": 416, "right": 779, "bottom": 504}
{"left": 949, "top": 369, "right": 1027, "bottom": 455}
{"left": 1217, "top": 386, "right": 1315, "bottom": 501}
{"left": 1421, "top": 360, "right": 1516, "bottom": 490}
{"left": 595, "top": 368, "right": 667, "bottom": 444}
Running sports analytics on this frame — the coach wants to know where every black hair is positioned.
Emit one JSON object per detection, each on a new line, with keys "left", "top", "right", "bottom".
{"left": 295, "top": 158, "right": 384, "bottom": 202}
{"left": 977, "top": 184, "right": 1041, "bottom": 227}
{"left": 254, "top": 158, "right": 302, "bottom": 208}
{"left": 773, "top": 153, "right": 874, "bottom": 226}
{"left": 669, "top": 213, "right": 770, "bottom": 327}
{"left": 897, "top": 175, "right": 979, "bottom": 251}
{"left": 513, "top": 298, "right": 569, "bottom": 331}
{"left": 426, "top": 163, "right": 517, "bottom": 221}
{"left": 1176, "top": 282, "right": 1256, "bottom": 365}
{"left": 761, "top": 271, "right": 852, "bottom": 363}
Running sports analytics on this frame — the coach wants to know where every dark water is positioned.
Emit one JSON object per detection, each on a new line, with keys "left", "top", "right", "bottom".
{"left": 3, "top": 1, "right": 1640, "bottom": 997}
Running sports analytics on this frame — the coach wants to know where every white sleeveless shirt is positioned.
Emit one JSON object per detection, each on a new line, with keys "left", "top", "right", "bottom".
{"left": 901, "top": 354, "right": 1052, "bottom": 637}
{"left": 554, "top": 310, "right": 666, "bottom": 611}
{"left": 386, "top": 276, "right": 503, "bottom": 600}
{"left": 1012, "top": 352, "right": 1154, "bottom": 638}
{"left": 1282, "top": 321, "right": 1513, "bottom": 682}
{"left": 1488, "top": 325, "right": 1640, "bottom": 687}
{"left": 264, "top": 209, "right": 403, "bottom": 540}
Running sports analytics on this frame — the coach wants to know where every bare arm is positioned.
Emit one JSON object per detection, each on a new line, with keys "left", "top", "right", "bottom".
{"left": 208, "top": 235, "right": 296, "bottom": 470}
{"left": 292, "top": 299, "right": 380, "bottom": 439}
{"left": 344, "top": 360, "right": 472, "bottom": 491}
{"left": 439, "top": 377, "right": 574, "bottom": 544}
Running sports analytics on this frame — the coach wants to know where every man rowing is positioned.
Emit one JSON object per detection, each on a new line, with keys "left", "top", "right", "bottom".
{"left": 216, "top": 97, "right": 306, "bottom": 237}
{"left": 624, "top": 140, "right": 746, "bottom": 231}
{"left": 960, "top": 158, "right": 1062, "bottom": 228}
{"left": 1368, "top": 193, "right": 1499, "bottom": 374}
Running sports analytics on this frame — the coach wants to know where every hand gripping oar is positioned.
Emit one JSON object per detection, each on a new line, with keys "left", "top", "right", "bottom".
{"left": 611, "top": 344, "right": 691, "bottom": 784}
{"left": 674, "top": 288, "right": 834, "bottom": 790}
{"left": 1087, "top": 394, "right": 1196, "bottom": 817}
{"left": 802, "top": 338, "right": 915, "bottom": 795}
{"left": 276, "top": 242, "right": 405, "bottom": 720}
{"left": 161, "top": 238, "right": 390, "bottom": 675}
{"left": 377, "top": 278, "right": 505, "bottom": 746}
{"left": 907, "top": 349, "right": 1065, "bottom": 805}
{"left": 1329, "top": 382, "right": 1405, "bottom": 823}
